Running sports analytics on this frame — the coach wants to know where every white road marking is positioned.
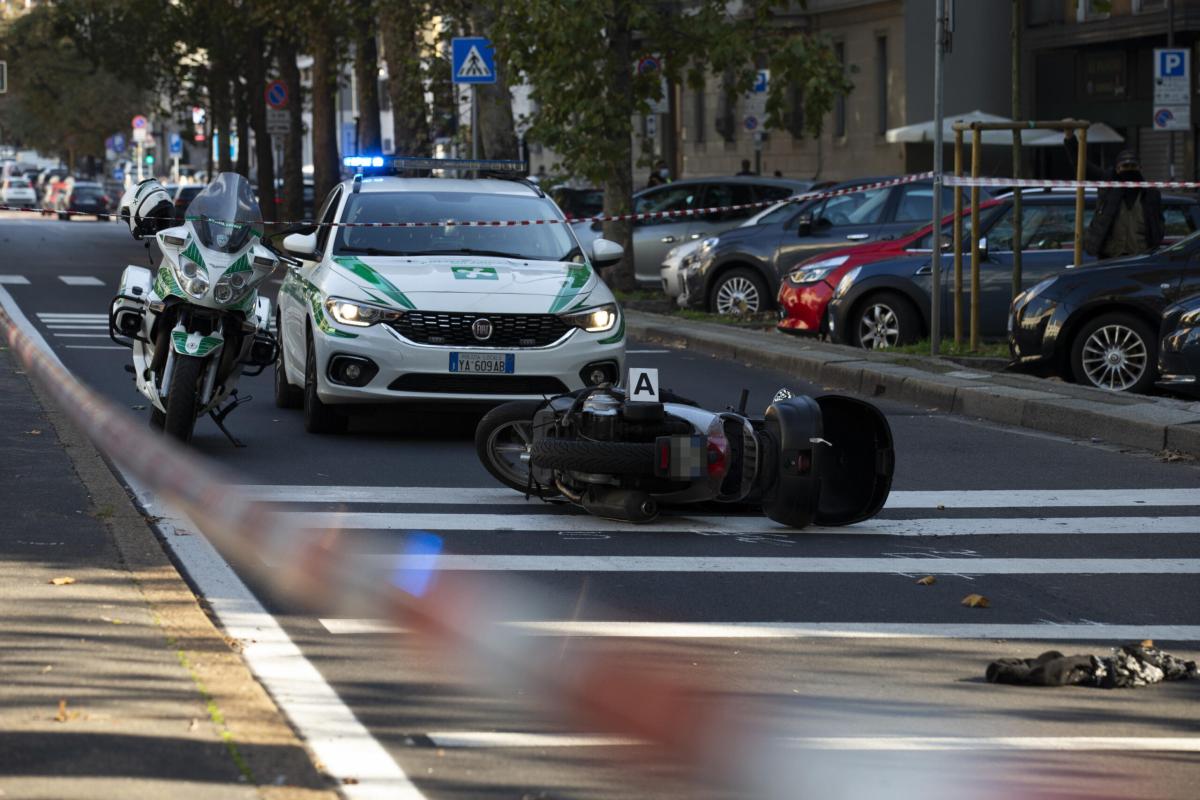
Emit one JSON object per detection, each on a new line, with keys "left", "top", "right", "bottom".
{"left": 416, "top": 733, "right": 1200, "bottom": 752}
{"left": 275, "top": 510, "right": 1200, "bottom": 536}
{"left": 242, "top": 485, "right": 1200, "bottom": 509}
{"left": 374, "top": 555, "right": 1200, "bottom": 574}
{"left": 625, "top": 349, "right": 671, "bottom": 354}
{"left": 58, "top": 276, "right": 104, "bottom": 286}
{"left": 1, "top": 286, "right": 426, "bottom": 800}
{"left": 53, "top": 333, "right": 113, "bottom": 338}
{"left": 63, "top": 345, "right": 125, "bottom": 350}
{"left": 319, "top": 618, "right": 1200, "bottom": 640}
{"left": 44, "top": 324, "right": 109, "bottom": 329}
{"left": 37, "top": 313, "right": 108, "bottom": 319}
{"left": 0, "top": 275, "right": 30, "bottom": 285}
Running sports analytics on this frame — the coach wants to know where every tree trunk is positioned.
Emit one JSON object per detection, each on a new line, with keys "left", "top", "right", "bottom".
{"left": 234, "top": 77, "right": 251, "bottom": 178}
{"left": 211, "top": 57, "right": 233, "bottom": 174}
{"left": 278, "top": 39, "right": 305, "bottom": 222}
{"left": 311, "top": 24, "right": 343, "bottom": 205}
{"left": 601, "top": 1, "right": 636, "bottom": 292}
{"left": 380, "top": 2, "right": 431, "bottom": 156}
{"left": 470, "top": 3, "right": 518, "bottom": 160}
{"left": 354, "top": 31, "right": 383, "bottom": 153}
{"left": 248, "top": 29, "right": 276, "bottom": 222}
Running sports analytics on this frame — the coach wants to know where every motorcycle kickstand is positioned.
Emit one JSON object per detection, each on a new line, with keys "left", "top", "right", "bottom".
{"left": 209, "top": 392, "right": 252, "bottom": 448}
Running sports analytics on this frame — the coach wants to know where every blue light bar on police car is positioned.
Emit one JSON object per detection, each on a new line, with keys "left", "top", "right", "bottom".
{"left": 341, "top": 155, "right": 527, "bottom": 173}
{"left": 343, "top": 156, "right": 386, "bottom": 168}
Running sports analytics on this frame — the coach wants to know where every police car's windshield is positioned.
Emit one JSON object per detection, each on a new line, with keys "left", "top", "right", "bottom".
{"left": 333, "top": 191, "right": 579, "bottom": 262}
{"left": 186, "top": 173, "right": 262, "bottom": 254}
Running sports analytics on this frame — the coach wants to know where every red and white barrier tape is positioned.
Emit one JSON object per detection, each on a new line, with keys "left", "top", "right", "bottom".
{"left": 945, "top": 175, "right": 1200, "bottom": 191}
{"left": 0, "top": 172, "right": 936, "bottom": 228}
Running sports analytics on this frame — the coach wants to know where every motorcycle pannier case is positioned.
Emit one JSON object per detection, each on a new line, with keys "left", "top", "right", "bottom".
{"left": 760, "top": 394, "right": 894, "bottom": 528}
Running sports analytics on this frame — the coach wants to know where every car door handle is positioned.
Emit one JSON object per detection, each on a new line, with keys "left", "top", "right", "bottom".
{"left": 1162, "top": 283, "right": 1173, "bottom": 291}
{"left": 689, "top": 233, "right": 704, "bottom": 239}
{"left": 660, "top": 235, "right": 677, "bottom": 244}
{"left": 846, "top": 234, "right": 870, "bottom": 241}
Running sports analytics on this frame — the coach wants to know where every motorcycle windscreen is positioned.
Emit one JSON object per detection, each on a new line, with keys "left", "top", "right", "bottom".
{"left": 186, "top": 172, "right": 263, "bottom": 254}
{"left": 810, "top": 395, "right": 894, "bottom": 526}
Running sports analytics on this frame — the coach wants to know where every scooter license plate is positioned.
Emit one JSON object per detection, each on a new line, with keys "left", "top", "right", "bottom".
{"left": 449, "top": 352, "right": 515, "bottom": 374}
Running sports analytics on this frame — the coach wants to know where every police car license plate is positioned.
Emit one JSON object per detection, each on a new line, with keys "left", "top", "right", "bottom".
{"left": 449, "top": 352, "right": 514, "bottom": 374}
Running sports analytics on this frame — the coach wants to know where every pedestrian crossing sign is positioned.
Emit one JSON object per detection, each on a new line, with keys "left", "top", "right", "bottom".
{"left": 452, "top": 37, "right": 496, "bottom": 85}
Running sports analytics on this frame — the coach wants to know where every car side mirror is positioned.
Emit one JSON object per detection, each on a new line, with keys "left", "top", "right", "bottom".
{"left": 282, "top": 231, "right": 319, "bottom": 260}
{"left": 796, "top": 213, "right": 813, "bottom": 236}
{"left": 591, "top": 238, "right": 624, "bottom": 268}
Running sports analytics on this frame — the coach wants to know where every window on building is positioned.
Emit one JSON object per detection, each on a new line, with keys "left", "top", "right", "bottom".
{"left": 786, "top": 85, "right": 805, "bottom": 140}
{"left": 715, "top": 71, "right": 737, "bottom": 143}
{"left": 693, "top": 84, "right": 706, "bottom": 144}
{"left": 1077, "top": 0, "right": 1112, "bottom": 22}
{"left": 1133, "top": 0, "right": 1165, "bottom": 12}
{"left": 876, "top": 36, "right": 888, "bottom": 135}
{"left": 1026, "top": 0, "right": 1065, "bottom": 26}
{"left": 378, "top": 79, "right": 390, "bottom": 111}
{"left": 834, "top": 41, "right": 846, "bottom": 139}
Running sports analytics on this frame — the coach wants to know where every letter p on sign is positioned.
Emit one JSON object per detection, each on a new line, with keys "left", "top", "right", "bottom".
{"left": 628, "top": 368, "right": 660, "bottom": 402}
{"left": 1162, "top": 51, "right": 1185, "bottom": 77}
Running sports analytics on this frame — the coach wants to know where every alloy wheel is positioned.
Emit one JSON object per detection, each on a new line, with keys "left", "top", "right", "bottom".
{"left": 486, "top": 419, "right": 535, "bottom": 488}
{"left": 857, "top": 303, "right": 900, "bottom": 349}
{"left": 1080, "top": 323, "right": 1148, "bottom": 391}
{"left": 714, "top": 277, "right": 761, "bottom": 315}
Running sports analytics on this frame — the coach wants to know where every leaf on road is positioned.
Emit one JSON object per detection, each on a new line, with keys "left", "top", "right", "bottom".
{"left": 916, "top": 575, "right": 936, "bottom": 585}
{"left": 1141, "top": 639, "right": 1154, "bottom": 648}
{"left": 54, "top": 699, "right": 78, "bottom": 723}
{"left": 49, "top": 576, "right": 75, "bottom": 586}
{"left": 961, "top": 593, "right": 990, "bottom": 608}
{"left": 27, "top": 429, "right": 41, "bottom": 435}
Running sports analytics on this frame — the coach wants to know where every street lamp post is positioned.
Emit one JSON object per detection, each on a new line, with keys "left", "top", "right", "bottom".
{"left": 930, "top": 0, "right": 947, "bottom": 356}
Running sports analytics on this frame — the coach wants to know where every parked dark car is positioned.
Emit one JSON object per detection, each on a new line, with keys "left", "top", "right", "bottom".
{"left": 553, "top": 187, "right": 604, "bottom": 220}
{"left": 172, "top": 184, "right": 205, "bottom": 223}
{"left": 1158, "top": 294, "right": 1200, "bottom": 397}
{"left": 683, "top": 178, "right": 977, "bottom": 315}
{"left": 1009, "top": 227, "right": 1200, "bottom": 394}
{"left": 827, "top": 191, "right": 1200, "bottom": 357}
{"left": 573, "top": 176, "right": 824, "bottom": 285}
{"left": 56, "top": 180, "right": 111, "bottom": 220}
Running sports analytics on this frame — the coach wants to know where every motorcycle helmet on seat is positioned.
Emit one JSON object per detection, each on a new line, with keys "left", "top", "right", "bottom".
{"left": 119, "top": 178, "right": 174, "bottom": 239}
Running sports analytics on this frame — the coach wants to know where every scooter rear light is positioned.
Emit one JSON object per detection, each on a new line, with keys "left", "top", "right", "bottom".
{"left": 705, "top": 418, "right": 729, "bottom": 478}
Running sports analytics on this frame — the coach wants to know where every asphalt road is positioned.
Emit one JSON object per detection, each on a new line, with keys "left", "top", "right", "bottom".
{"left": 3, "top": 212, "right": 1200, "bottom": 799}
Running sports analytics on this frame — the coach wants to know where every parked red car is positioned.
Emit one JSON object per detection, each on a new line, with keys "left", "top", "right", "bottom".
{"left": 777, "top": 199, "right": 1002, "bottom": 336}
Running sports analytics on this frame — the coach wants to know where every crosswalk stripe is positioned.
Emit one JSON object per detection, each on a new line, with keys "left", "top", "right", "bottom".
{"left": 53, "top": 333, "right": 113, "bottom": 338}
{"left": 276, "top": 511, "right": 1200, "bottom": 535}
{"left": 0, "top": 275, "right": 30, "bottom": 285}
{"left": 57, "top": 276, "right": 104, "bottom": 286}
{"left": 318, "top": 619, "right": 1200, "bottom": 640}
{"left": 63, "top": 345, "right": 125, "bottom": 350}
{"left": 377, "top": 555, "right": 1200, "bottom": 573}
{"left": 242, "top": 485, "right": 1200, "bottom": 509}
{"left": 37, "top": 313, "right": 108, "bottom": 319}
{"left": 414, "top": 733, "right": 1200, "bottom": 752}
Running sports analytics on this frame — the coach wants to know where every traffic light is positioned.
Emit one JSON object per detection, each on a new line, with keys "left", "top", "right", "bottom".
{"left": 145, "top": 154, "right": 155, "bottom": 165}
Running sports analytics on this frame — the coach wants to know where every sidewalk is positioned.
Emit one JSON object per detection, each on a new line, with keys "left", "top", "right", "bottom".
{"left": 626, "top": 310, "right": 1200, "bottom": 457}
{"left": 0, "top": 347, "right": 335, "bottom": 799}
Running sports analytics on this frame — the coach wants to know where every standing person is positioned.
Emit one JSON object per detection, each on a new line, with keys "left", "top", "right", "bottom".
{"left": 1065, "top": 134, "right": 1164, "bottom": 259}
{"left": 736, "top": 158, "right": 755, "bottom": 176}
{"left": 646, "top": 159, "right": 671, "bottom": 188}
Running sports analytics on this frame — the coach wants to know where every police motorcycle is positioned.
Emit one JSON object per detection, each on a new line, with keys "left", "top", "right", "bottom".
{"left": 475, "top": 374, "right": 894, "bottom": 527}
{"left": 109, "top": 174, "right": 283, "bottom": 444}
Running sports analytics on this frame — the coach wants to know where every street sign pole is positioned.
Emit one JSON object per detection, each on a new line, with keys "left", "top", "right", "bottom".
{"left": 136, "top": 142, "right": 144, "bottom": 181}
{"left": 1168, "top": 0, "right": 1175, "bottom": 179}
{"left": 471, "top": 85, "right": 479, "bottom": 161}
{"left": 451, "top": 37, "right": 497, "bottom": 169}
{"left": 930, "top": 0, "right": 946, "bottom": 356}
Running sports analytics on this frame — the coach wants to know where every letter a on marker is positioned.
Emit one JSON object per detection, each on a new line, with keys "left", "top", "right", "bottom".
{"left": 628, "top": 368, "right": 660, "bottom": 402}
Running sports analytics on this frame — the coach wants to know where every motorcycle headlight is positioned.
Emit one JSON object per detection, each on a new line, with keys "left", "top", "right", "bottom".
{"left": 213, "top": 269, "right": 261, "bottom": 306}
{"left": 173, "top": 257, "right": 209, "bottom": 298}
{"left": 834, "top": 266, "right": 862, "bottom": 298}
{"left": 789, "top": 254, "right": 850, "bottom": 284}
{"left": 560, "top": 303, "right": 618, "bottom": 333}
{"left": 324, "top": 297, "right": 405, "bottom": 327}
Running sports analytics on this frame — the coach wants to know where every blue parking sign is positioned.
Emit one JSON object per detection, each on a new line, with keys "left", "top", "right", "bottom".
{"left": 168, "top": 132, "right": 182, "bottom": 155}
{"left": 1159, "top": 49, "right": 1187, "bottom": 78}
{"left": 452, "top": 37, "right": 496, "bottom": 84}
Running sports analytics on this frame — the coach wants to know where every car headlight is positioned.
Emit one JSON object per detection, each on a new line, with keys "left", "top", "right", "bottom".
{"left": 173, "top": 256, "right": 209, "bottom": 298}
{"left": 560, "top": 303, "right": 618, "bottom": 333}
{"left": 789, "top": 254, "right": 850, "bottom": 283}
{"left": 834, "top": 266, "right": 862, "bottom": 298}
{"left": 1181, "top": 307, "right": 1200, "bottom": 327}
{"left": 699, "top": 236, "right": 719, "bottom": 253}
{"left": 324, "top": 297, "right": 405, "bottom": 327}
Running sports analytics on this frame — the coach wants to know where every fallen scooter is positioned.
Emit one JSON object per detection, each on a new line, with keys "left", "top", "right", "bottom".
{"left": 474, "top": 377, "right": 894, "bottom": 527}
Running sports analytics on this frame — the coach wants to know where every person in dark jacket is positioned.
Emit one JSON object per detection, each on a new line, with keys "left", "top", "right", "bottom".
{"left": 1065, "top": 134, "right": 1165, "bottom": 258}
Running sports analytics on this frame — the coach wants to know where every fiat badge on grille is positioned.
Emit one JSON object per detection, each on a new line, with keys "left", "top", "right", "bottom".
{"left": 471, "top": 318, "right": 494, "bottom": 341}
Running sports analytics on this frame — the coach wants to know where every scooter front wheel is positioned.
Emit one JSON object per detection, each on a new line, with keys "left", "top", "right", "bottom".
{"left": 475, "top": 401, "right": 559, "bottom": 497}
{"left": 164, "top": 355, "right": 204, "bottom": 443}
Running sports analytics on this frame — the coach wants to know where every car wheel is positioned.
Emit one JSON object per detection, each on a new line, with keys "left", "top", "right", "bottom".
{"left": 710, "top": 268, "right": 769, "bottom": 316}
{"left": 274, "top": 315, "right": 303, "bottom": 409}
{"left": 475, "top": 401, "right": 559, "bottom": 497}
{"left": 850, "top": 292, "right": 920, "bottom": 350}
{"left": 303, "top": 334, "right": 346, "bottom": 434}
{"left": 1070, "top": 312, "right": 1156, "bottom": 394}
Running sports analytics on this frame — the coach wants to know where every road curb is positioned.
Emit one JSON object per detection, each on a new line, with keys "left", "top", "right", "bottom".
{"left": 626, "top": 310, "right": 1200, "bottom": 457}
{"left": 10, "top": 351, "right": 339, "bottom": 799}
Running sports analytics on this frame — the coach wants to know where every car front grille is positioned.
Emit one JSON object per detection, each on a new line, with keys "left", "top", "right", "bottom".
{"left": 389, "top": 311, "right": 572, "bottom": 348}
{"left": 388, "top": 374, "right": 569, "bottom": 395}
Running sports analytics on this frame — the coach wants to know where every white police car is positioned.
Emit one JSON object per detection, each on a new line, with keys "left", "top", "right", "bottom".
{"left": 274, "top": 157, "right": 626, "bottom": 433}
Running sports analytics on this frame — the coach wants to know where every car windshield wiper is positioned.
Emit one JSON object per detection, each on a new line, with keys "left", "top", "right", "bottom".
{"left": 416, "top": 248, "right": 538, "bottom": 260}
{"left": 336, "top": 246, "right": 412, "bottom": 257}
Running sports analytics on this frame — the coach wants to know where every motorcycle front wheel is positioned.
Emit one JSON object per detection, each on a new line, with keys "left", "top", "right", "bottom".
{"left": 164, "top": 355, "right": 204, "bottom": 443}
{"left": 475, "top": 401, "right": 559, "bottom": 497}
